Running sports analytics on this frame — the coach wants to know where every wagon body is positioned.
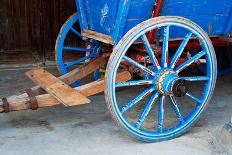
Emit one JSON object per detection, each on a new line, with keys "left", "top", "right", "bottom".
{"left": 75, "top": 0, "right": 155, "bottom": 44}
{"left": 76, "top": 0, "right": 232, "bottom": 44}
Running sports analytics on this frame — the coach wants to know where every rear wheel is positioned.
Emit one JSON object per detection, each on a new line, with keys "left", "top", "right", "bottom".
{"left": 55, "top": 13, "right": 101, "bottom": 87}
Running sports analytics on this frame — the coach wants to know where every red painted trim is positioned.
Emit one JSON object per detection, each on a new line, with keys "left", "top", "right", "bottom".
{"left": 147, "top": 0, "right": 163, "bottom": 43}
{"left": 168, "top": 38, "right": 232, "bottom": 49}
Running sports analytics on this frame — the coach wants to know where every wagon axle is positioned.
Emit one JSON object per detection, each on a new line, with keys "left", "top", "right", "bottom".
{"left": 172, "top": 79, "right": 188, "bottom": 97}
{"left": 147, "top": 69, "right": 188, "bottom": 97}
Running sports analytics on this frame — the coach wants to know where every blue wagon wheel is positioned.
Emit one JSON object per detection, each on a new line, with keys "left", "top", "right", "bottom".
{"left": 55, "top": 13, "right": 101, "bottom": 87}
{"left": 105, "top": 16, "right": 217, "bottom": 142}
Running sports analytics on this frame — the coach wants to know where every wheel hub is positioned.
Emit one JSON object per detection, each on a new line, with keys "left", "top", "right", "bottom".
{"left": 151, "top": 69, "right": 187, "bottom": 97}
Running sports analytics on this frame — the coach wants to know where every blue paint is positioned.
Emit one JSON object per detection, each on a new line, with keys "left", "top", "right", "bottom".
{"left": 65, "top": 53, "right": 97, "bottom": 68}
{"left": 174, "top": 51, "right": 207, "bottom": 73}
{"left": 63, "top": 46, "right": 92, "bottom": 52}
{"left": 160, "top": 0, "right": 232, "bottom": 36}
{"left": 123, "top": 56, "right": 156, "bottom": 76}
{"left": 120, "top": 86, "right": 155, "bottom": 113}
{"left": 74, "top": 0, "right": 231, "bottom": 44}
{"left": 169, "top": 32, "right": 193, "bottom": 68}
{"left": 115, "top": 80, "right": 154, "bottom": 88}
{"left": 141, "top": 34, "right": 161, "bottom": 70}
{"left": 186, "top": 93, "right": 202, "bottom": 104}
{"left": 135, "top": 92, "right": 159, "bottom": 129}
{"left": 224, "top": 7, "right": 232, "bottom": 35}
{"left": 161, "top": 26, "right": 170, "bottom": 68}
{"left": 158, "top": 94, "right": 165, "bottom": 132}
{"left": 75, "top": 0, "right": 155, "bottom": 44}
{"left": 181, "top": 76, "right": 209, "bottom": 82}
{"left": 76, "top": 0, "right": 120, "bottom": 36}
{"left": 169, "top": 96, "right": 184, "bottom": 124}
{"left": 113, "top": 0, "right": 132, "bottom": 44}
{"left": 75, "top": 0, "right": 88, "bottom": 30}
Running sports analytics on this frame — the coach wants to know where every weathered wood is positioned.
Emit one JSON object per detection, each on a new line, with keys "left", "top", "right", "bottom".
{"left": 31, "top": 56, "right": 106, "bottom": 96}
{"left": 0, "top": 71, "right": 132, "bottom": 112}
{"left": 82, "top": 30, "right": 114, "bottom": 45}
{"left": 0, "top": 0, "right": 77, "bottom": 64}
{"left": 59, "top": 56, "right": 106, "bottom": 85}
{"left": 26, "top": 68, "right": 91, "bottom": 106}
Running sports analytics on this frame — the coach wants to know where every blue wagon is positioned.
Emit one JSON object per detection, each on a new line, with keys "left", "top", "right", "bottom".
{"left": 55, "top": 0, "right": 232, "bottom": 142}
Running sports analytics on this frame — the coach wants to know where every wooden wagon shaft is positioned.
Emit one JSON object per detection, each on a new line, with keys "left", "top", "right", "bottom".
{"left": 31, "top": 55, "right": 107, "bottom": 95}
{"left": 0, "top": 71, "right": 132, "bottom": 113}
{"left": 26, "top": 68, "right": 91, "bottom": 106}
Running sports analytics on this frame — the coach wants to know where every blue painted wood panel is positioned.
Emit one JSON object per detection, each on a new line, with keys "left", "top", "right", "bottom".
{"left": 78, "top": 0, "right": 119, "bottom": 35}
{"left": 124, "top": 0, "right": 155, "bottom": 34}
{"left": 76, "top": 0, "right": 232, "bottom": 43}
{"left": 161, "top": 0, "right": 232, "bottom": 36}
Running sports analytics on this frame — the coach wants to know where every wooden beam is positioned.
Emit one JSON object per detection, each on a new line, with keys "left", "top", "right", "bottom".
{"left": 26, "top": 68, "right": 91, "bottom": 106}
{"left": 59, "top": 56, "right": 106, "bottom": 85}
{"left": 0, "top": 71, "right": 132, "bottom": 112}
{"left": 82, "top": 30, "right": 114, "bottom": 45}
{"left": 31, "top": 56, "right": 106, "bottom": 96}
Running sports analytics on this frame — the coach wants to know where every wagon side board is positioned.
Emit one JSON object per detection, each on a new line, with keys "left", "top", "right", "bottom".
{"left": 75, "top": 0, "right": 232, "bottom": 44}
{"left": 112, "top": 0, "right": 131, "bottom": 44}
{"left": 75, "top": 0, "right": 156, "bottom": 44}
{"left": 75, "top": 0, "right": 88, "bottom": 30}
{"left": 224, "top": 8, "right": 232, "bottom": 35}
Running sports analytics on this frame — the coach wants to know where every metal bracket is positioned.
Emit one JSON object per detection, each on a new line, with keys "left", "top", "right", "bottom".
{"left": 25, "top": 89, "right": 39, "bottom": 110}
{"left": 2, "top": 97, "right": 10, "bottom": 113}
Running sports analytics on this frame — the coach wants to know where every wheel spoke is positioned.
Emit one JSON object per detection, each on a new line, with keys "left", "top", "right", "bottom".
{"left": 115, "top": 80, "right": 154, "bottom": 88}
{"left": 158, "top": 94, "right": 165, "bottom": 132}
{"left": 161, "top": 26, "right": 170, "bottom": 68}
{"left": 186, "top": 93, "right": 202, "bottom": 104}
{"left": 174, "top": 51, "right": 206, "bottom": 73}
{"left": 181, "top": 76, "right": 209, "bottom": 81}
{"left": 169, "top": 33, "right": 193, "bottom": 68}
{"left": 65, "top": 54, "right": 96, "bottom": 68}
{"left": 135, "top": 92, "right": 159, "bottom": 129}
{"left": 63, "top": 46, "right": 92, "bottom": 52}
{"left": 169, "top": 95, "right": 185, "bottom": 124}
{"left": 70, "top": 27, "right": 93, "bottom": 45}
{"left": 141, "top": 34, "right": 161, "bottom": 70}
{"left": 120, "top": 86, "right": 155, "bottom": 113}
{"left": 70, "top": 27, "right": 82, "bottom": 38}
{"left": 123, "top": 56, "right": 155, "bottom": 76}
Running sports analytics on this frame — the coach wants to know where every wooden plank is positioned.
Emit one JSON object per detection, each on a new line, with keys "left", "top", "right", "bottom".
{"left": 82, "top": 30, "right": 114, "bottom": 45}
{"left": 59, "top": 56, "right": 106, "bottom": 85}
{"left": 0, "top": 1, "right": 77, "bottom": 64}
{"left": 26, "top": 68, "right": 91, "bottom": 107}
{"left": 77, "top": 71, "right": 132, "bottom": 97}
{"left": 0, "top": 71, "right": 132, "bottom": 112}
{"left": 31, "top": 56, "right": 106, "bottom": 96}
